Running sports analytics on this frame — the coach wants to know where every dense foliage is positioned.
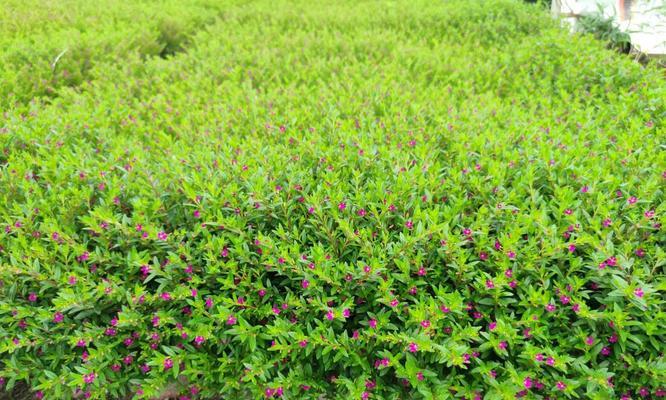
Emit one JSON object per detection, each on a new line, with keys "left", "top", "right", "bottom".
{"left": 1, "top": 0, "right": 664, "bottom": 399}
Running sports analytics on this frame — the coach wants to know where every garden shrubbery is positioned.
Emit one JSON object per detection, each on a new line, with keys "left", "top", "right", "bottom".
{"left": 0, "top": 0, "right": 664, "bottom": 399}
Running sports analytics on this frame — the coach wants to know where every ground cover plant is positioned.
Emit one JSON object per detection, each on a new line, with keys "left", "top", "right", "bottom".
{"left": 0, "top": 0, "right": 664, "bottom": 399}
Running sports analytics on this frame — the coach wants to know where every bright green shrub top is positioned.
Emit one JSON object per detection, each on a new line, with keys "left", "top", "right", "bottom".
{"left": 0, "top": 0, "right": 664, "bottom": 399}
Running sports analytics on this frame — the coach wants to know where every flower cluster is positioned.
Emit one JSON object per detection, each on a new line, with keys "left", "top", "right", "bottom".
{"left": 0, "top": 0, "right": 664, "bottom": 399}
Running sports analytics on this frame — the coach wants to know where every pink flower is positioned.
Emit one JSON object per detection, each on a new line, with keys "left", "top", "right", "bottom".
{"left": 506, "top": 251, "right": 516, "bottom": 259}
{"left": 408, "top": 342, "right": 418, "bottom": 353}
{"left": 194, "top": 336, "right": 205, "bottom": 345}
{"left": 53, "top": 312, "right": 64, "bottom": 323}
{"left": 628, "top": 196, "right": 637, "bottom": 204}
{"left": 157, "top": 231, "right": 168, "bottom": 240}
{"left": 342, "top": 309, "right": 351, "bottom": 318}
{"left": 338, "top": 202, "right": 346, "bottom": 211}
{"left": 226, "top": 315, "right": 237, "bottom": 325}
{"left": 489, "top": 322, "right": 497, "bottom": 331}
{"left": 634, "top": 287, "right": 644, "bottom": 298}
{"left": 545, "top": 304, "right": 556, "bottom": 312}
{"left": 83, "top": 373, "right": 95, "bottom": 384}
{"left": 635, "top": 248, "right": 646, "bottom": 258}
{"left": 205, "top": 297, "right": 213, "bottom": 308}
{"left": 369, "top": 319, "right": 377, "bottom": 329}
{"left": 301, "top": 280, "right": 310, "bottom": 289}
{"left": 160, "top": 292, "right": 172, "bottom": 301}
{"left": 585, "top": 336, "right": 594, "bottom": 346}
{"left": 498, "top": 341, "right": 507, "bottom": 350}
{"left": 417, "top": 266, "right": 426, "bottom": 276}
{"left": 535, "top": 353, "right": 544, "bottom": 362}
{"left": 326, "top": 311, "right": 334, "bottom": 321}
{"left": 601, "top": 346, "right": 611, "bottom": 356}
{"left": 485, "top": 279, "right": 494, "bottom": 289}
{"left": 163, "top": 358, "right": 173, "bottom": 370}
{"left": 560, "top": 295, "right": 570, "bottom": 305}
{"left": 567, "top": 244, "right": 576, "bottom": 253}
{"left": 581, "top": 186, "right": 589, "bottom": 193}
{"left": 298, "top": 340, "right": 308, "bottom": 348}
{"left": 463, "top": 228, "right": 472, "bottom": 236}
{"left": 440, "top": 305, "right": 451, "bottom": 313}
{"left": 479, "top": 252, "right": 488, "bottom": 261}
{"left": 645, "top": 210, "right": 655, "bottom": 219}
{"left": 546, "top": 357, "right": 555, "bottom": 366}
{"left": 564, "top": 209, "right": 573, "bottom": 215}
{"left": 421, "top": 320, "right": 431, "bottom": 328}
{"left": 556, "top": 381, "right": 566, "bottom": 391}
{"left": 389, "top": 299, "right": 399, "bottom": 307}
{"left": 524, "top": 377, "right": 533, "bottom": 389}
{"left": 357, "top": 209, "right": 366, "bottom": 217}
{"left": 416, "top": 372, "right": 424, "bottom": 381}
{"left": 405, "top": 220, "right": 413, "bottom": 229}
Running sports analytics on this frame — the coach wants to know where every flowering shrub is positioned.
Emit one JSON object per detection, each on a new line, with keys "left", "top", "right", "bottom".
{"left": 0, "top": 0, "right": 664, "bottom": 399}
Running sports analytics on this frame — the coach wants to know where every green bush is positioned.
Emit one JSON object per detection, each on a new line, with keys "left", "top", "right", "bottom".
{"left": 0, "top": 0, "right": 664, "bottom": 399}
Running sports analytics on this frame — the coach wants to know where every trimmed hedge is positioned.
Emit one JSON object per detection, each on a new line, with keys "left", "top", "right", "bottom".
{"left": 0, "top": 0, "right": 664, "bottom": 399}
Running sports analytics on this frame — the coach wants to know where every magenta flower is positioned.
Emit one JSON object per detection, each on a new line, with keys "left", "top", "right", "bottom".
{"left": 506, "top": 251, "right": 516, "bottom": 259}
{"left": 157, "top": 231, "right": 168, "bottom": 240}
{"left": 524, "top": 377, "right": 533, "bottom": 389}
{"left": 535, "top": 353, "right": 544, "bottom": 362}
{"left": 326, "top": 310, "right": 334, "bottom": 320}
{"left": 338, "top": 202, "right": 346, "bottom": 211}
{"left": 416, "top": 371, "right": 424, "bottom": 381}
{"left": 601, "top": 346, "right": 611, "bottom": 356}
{"left": 489, "top": 322, "right": 497, "bottom": 331}
{"left": 163, "top": 358, "right": 173, "bottom": 370}
{"left": 28, "top": 292, "right": 38, "bottom": 302}
{"left": 369, "top": 319, "right": 377, "bottom": 329}
{"left": 485, "top": 279, "right": 494, "bottom": 289}
{"left": 627, "top": 196, "right": 637, "bottom": 204}
{"left": 498, "top": 341, "right": 507, "bottom": 350}
{"left": 226, "top": 315, "right": 237, "bottom": 325}
{"left": 342, "top": 308, "right": 351, "bottom": 318}
{"left": 194, "top": 336, "right": 205, "bottom": 345}
{"left": 635, "top": 248, "right": 646, "bottom": 258}
{"left": 568, "top": 244, "right": 576, "bottom": 253}
{"left": 83, "top": 373, "right": 95, "bottom": 384}
{"left": 634, "top": 287, "right": 644, "bottom": 298}
{"left": 357, "top": 209, "right": 367, "bottom": 217}
{"left": 205, "top": 297, "right": 213, "bottom": 308}
{"left": 545, "top": 303, "right": 556, "bottom": 312}
{"left": 160, "top": 292, "right": 172, "bottom": 301}
{"left": 53, "top": 312, "right": 64, "bottom": 323}
{"left": 298, "top": 340, "right": 308, "bottom": 348}
{"left": 389, "top": 299, "right": 399, "bottom": 307}
{"left": 564, "top": 208, "right": 573, "bottom": 215}
{"left": 560, "top": 295, "right": 570, "bottom": 305}
{"left": 556, "top": 381, "right": 566, "bottom": 391}
{"left": 440, "top": 305, "right": 451, "bottom": 313}
{"left": 421, "top": 320, "right": 431, "bottom": 328}
{"left": 546, "top": 356, "right": 555, "bottom": 366}
{"left": 405, "top": 220, "right": 413, "bottom": 229}
{"left": 644, "top": 209, "right": 655, "bottom": 219}
{"left": 479, "top": 252, "right": 488, "bottom": 261}
{"left": 408, "top": 342, "right": 418, "bottom": 353}
{"left": 463, "top": 228, "right": 472, "bottom": 236}
{"left": 301, "top": 279, "right": 310, "bottom": 289}
{"left": 585, "top": 336, "right": 594, "bottom": 346}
